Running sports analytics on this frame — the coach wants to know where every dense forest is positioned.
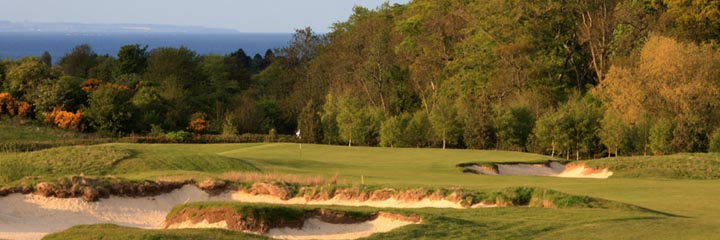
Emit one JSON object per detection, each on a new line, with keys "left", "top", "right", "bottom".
{"left": 1, "top": 0, "right": 720, "bottom": 159}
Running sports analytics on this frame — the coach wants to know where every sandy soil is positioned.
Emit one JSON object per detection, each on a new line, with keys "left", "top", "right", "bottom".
{"left": 167, "top": 214, "right": 418, "bottom": 240}
{"left": 266, "top": 215, "right": 417, "bottom": 240}
{"left": 556, "top": 164, "right": 613, "bottom": 179}
{"left": 231, "top": 192, "right": 466, "bottom": 209}
{"left": 467, "top": 162, "right": 612, "bottom": 179}
{"left": 0, "top": 185, "right": 231, "bottom": 240}
{"left": 0, "top": 185, "right": 462, "bottom": 239}
{"left": 166, "top": 219, "right": 229, "bottom": 230}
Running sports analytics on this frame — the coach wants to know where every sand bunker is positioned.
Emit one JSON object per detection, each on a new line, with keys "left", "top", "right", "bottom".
{"left": 0, "top": 185, "right": 448, "bottom": 240}
{"left": 230, "top": 191, "right": 470, "bottom": 209}
{"left": 0, "top": 185, "right": 232, "bottom": 240}
{"left": 465, "top": 162, "right": 612, "bottom": 179}
{"left": 165, "top": 209, "right": 420, "bottom": 240}
{"left": 266, "top": 213, "right": 417, "bottom": 240}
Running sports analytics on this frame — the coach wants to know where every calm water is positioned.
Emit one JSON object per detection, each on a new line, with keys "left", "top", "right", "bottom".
{"left": 0, "top": 33, "right": 292, "bottom": 62}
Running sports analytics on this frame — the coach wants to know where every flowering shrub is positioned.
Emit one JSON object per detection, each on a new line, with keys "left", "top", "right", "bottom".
{"left": 0, "top": 92, "right": 32, "bottom": 119}
{"left": 45, "top": 107, "right": 84, "bottom": 131}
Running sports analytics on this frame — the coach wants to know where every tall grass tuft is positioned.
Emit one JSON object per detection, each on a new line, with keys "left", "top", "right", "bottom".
{"left": 221, "top": 171, "right": 339, "bottom": 186}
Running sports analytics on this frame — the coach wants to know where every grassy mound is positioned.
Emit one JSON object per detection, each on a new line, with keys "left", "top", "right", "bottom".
{"left": 584, "top": 153, "right": 720, "bottom": 179}
{"left": 0, "top": 145, "right": 132, "bottom": 183}
{"left": 0, "top": 121, "right": 111, "bottom": 152}
{"left": 165, "top": 202, "right": 381, "bottom": 233}
{"left": 42, "top": 224, "right": 266, "bottom": 240}
{"left": 0, "top": 144, "right": 259, "bottom": 185}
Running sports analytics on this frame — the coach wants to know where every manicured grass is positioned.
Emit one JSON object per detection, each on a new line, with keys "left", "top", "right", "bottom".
{"left": 1, "top": 142, "right": 719, "bottom": 239}
{"left": 584, "top": 153, "right": 720, "bottom": 180}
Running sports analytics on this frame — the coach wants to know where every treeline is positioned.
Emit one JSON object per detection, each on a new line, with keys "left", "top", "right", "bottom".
{"left": 2, "top": 0, "right": 720, "bottom": 158}
{"left": 0, "top": 44, "right": 289, "bottom": 135}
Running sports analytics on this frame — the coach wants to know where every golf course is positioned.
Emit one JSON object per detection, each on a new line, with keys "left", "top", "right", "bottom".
{"left": 3, "top": 0, "right": 720, "bottom": 239}
{"left": 1, "top": 135, "right": 719, "bottom": 239}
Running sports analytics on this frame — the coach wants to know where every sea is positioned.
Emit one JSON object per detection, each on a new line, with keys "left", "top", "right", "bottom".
{"left": 0, "top": 32, "right": 293, "bottom": 62}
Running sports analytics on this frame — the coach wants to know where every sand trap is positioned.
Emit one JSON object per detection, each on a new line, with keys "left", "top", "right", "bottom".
{"left": 231, "top": 192, "right": 468, "bottom": 209}
{"left": 2, "top": 176, "right": 521, "bottom": 240}
{"left": 166, "top": 219, "right": 229, "bottom": 230}
{"left": 0, "top": 185, "right": 233, "bottom": 240}
{"left": 267, "top": 214, "right": 417, "bottom": 240}
{"left": 165, "top": 212, "right": 418, "bottom": 240}
{"left": 466, "top": 162, "right": 612, "bottom": 179}
{"left": 0, "top": 185, "right": 463, "bottom": 239}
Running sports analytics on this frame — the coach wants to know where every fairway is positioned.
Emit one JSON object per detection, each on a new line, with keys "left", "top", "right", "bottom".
{"left": 3, "top": 142, "right": 719, "bottom": 239}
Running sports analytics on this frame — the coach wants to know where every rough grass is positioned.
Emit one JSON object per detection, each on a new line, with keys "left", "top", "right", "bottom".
{"left": 42, "top": 224, "right": 268, "bottom": 240}
{"left": 0, "top": 121, "right": 111, "bottom": 152}
{"left": 0, "top": 145, "right": 132, "bottom": 183}
{"left": 221, "top": 171, "right": 339, "bottom": 186}
{"left": 0, "top": 143, "right": 259, "bottom": 185}
{"left": 584, "top": 153, "right": 720, "bottom": 179}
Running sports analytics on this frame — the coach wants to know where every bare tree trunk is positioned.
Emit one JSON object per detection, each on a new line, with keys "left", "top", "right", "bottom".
{"left": 442, "top": 129, "right": 446, "bottom": 149}
{"left": 551, "top": 141, "right": 556, "bottom": 158}
{"left": 576, "top": 149, "right": 580, "bottom": 161}
{"left": 348, "top": 130, "right": 352, "bottom": 147}
{"left": 376, "top": 63, "right": 388, "bottom": 113}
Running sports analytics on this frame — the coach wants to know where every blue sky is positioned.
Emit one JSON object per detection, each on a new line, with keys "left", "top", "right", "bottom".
{"left": 0, "top": 0, "right": 410, "bottom": 33}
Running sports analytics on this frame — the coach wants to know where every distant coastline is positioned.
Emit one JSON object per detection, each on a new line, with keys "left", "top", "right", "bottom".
{"left": 0, "top": 20, "right": 293, "bottom": 61}
{"left": 0, "top": 32, "right": 293, "bottom": 62}
{"left": 0, "top": 20, "right": 241, "bottom": 34}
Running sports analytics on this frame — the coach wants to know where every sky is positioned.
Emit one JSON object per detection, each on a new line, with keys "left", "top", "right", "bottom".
{"left": 0, "top": 0, "right": 411, "bottom": 33}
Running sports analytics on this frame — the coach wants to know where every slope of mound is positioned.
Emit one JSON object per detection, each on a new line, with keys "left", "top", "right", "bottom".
{"left": 164, "top": 203, "right": 420, "bottom": 240}
{"left": 0, "top": 143, "right": 260, "bottom": 184}
{"left": 42, "top": 224, "right": 266, "bottom": 240}
{"left": 0, "top": 145, "right": 133, "bottom": 183}
{"left": 583, "top": 153, "right": 720, "bottom": 179}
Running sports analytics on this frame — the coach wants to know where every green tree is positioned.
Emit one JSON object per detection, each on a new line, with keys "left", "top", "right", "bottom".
{"left": 598, "top": 111, "right": 629, "bottom": 157}
{"left": 405, "top": 110, "right": 433, "bottom": 148}
{"left": 116, "top": 44, "right": 148, "bottom": 75}
{"left": 661, "top": 0, "right": 720, "bottom": 42}
{"left": 380, "top": 113, "right": 411, "bottom": 147}
{"left": 88, "top": 55, "right": 116, "bottom": 82}
{"left": 4, "top": 57, "right": 51, "bottom": 101}
{"left": 58, "top": 44, "right": 98, "bottom": 78}
{"left": 429, "top": 96, "right": 461, "bottom": 149}
{"left": 143, "top": 47, "right": 201, "bottom": 130}
{"left": 40, "top": 51, "right": 52, "bottom": 67}
{"left": 494, "top": 105, "right": 535, "bottom": 152}
{"left": 85, "top": 84, "right": 135, "bottom": 135}
{"left": 533, "top": 109, "right": 565, "bottom": 157}
{"left": 709, "top": 129, "right": 720, "bottom": 153}
{"left": 321, "top": 94, "right": 341, "bottom": 145}
{"left": 130, "top": 81, "right": 167, "bottom": 132}
{"left": 334, "top": 94, "right": 384, "bottom": 146}
{"left": 649, "top": 119, "right": 674, "bottom": 155}
{"left": 298, "top": 100, "right": 322, "bottom": 143}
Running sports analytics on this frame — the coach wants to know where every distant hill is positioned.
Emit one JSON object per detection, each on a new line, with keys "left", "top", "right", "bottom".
{"left": 0, "top": 20, "right": 239, "bottom": 34}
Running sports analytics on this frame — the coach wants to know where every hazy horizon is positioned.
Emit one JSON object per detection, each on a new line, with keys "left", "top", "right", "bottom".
{"left": 0, "top": 0, "right": 411, "bottom": 33}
